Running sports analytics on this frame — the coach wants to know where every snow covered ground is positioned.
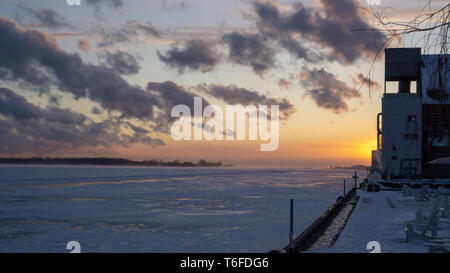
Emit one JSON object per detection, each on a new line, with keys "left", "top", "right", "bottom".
{"left": 310, "top": 190, "right": 434, "bottom": 253}
{"left": 0, "top": 165, "right": 355, "bottom": 253}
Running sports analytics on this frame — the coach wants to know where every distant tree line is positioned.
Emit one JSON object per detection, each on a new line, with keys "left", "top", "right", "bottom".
{"left": 0, "top": 157, "right": 223, "bottom": 167}
{"left": 330, "top": 165, "right": 369, "bottom": 171}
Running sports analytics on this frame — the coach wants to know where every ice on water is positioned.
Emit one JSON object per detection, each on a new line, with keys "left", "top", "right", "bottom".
{"left": 0, "top": 165, "right": 351, "bottom": 252}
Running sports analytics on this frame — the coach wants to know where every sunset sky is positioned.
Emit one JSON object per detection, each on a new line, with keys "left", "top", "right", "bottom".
{"left": 0, "top": 0, "right": 446, "bottom": 167}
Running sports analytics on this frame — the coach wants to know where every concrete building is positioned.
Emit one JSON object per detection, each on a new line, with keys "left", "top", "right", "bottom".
{"left": 373, "top": 48, "right": 450, "bottom": 179}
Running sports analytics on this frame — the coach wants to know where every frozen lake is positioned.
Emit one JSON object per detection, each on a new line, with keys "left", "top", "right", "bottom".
{"left": 0, "top": 165, "right": 358, "bottom": 252}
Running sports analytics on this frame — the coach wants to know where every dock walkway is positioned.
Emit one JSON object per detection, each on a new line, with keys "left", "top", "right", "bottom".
{"left": 309, "top": 190, "right": 428, "bottom": 252}
{"left": 283, "top": 188, "right": 359, "bottom": 252}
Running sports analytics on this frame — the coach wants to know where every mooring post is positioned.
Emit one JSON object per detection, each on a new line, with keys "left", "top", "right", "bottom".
{"left": 352, "top": 171, "right": 359, "bottom": 196}
{"left": 344, "top": 179, "right": 346, "bottom": 196}
{"left": 289, "top": 199, "right": 294, "bottom": 252}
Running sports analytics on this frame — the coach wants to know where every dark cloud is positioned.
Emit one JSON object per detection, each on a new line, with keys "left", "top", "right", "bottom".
{"left": 0, "top": 17, "right": 163, "bottom": 129}
{"left": 221, "top": 32, "right": 276, "bottom": 76}
{"left": 251, "top": 1, "right": 321, "bottom": 63}
{"left": 48, "top": 95, "right": 60, "bottom": 106}
{"left": 153, "top": 0, "right": 383, "bottom": 77}
{"left": 203, "top": 0, "right": 383, "bottom": 76}
{"left": 299, "top": 68, "right": 361, "bottom": 113}
{"left": 99, "top": 50, "right": 141, "bottom": 75}
{"left": 157, "top": 40, "right": 219, "bottom": 73}
{"left": 84, "top": 0, "right": 123, "bottom": 19}
{"left": 16, "top": 4, "right": 73, "bottom": 29}
{"left": 277, "top": 78, "right": 292, "bottom": 91}
{"left": 253, "top": 1, "right": 314, "bottom": 35}
{"left": 0, "top": 87, "right": 42, "bottom": 120}
{"left": 96, "top": 20, "right": 161, "bottom": 47}
{"left": 253, "top": 0, "right": 387, "bottom": 64}
{"left": 278, "top": 37, "right": 323, "bottom": 63}
{"left": 86, "top": 0, "right": 123, "bottom": 9}
{"left": 196, "top": 83, "right": 296, "bottom": 119}
{"left": 0, "top": 87, "right": 163, "bottom": 156}
{"left": 120, "top": 121, "right": 164, "bottom": 147}
{"left": 125, "top": 20, "right": 161, "bottom": 37}
{"left": 77, "top": 39, "right": 91, "bottom": 52}
{"left": 91, "top": 106, "right": 103, "bottom": 115}
{"left": 96, "top": 27, "right": 136, "bottom": 47}
{"left": 147, "top": 81, "right": 209, "bottom": 116}
{"left": 352, "top": 72, "right": 381, "bottom": 91}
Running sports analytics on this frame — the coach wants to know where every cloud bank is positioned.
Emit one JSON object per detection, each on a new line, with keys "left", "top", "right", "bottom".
{"left": 299, "top": 68, "right": 361, "bottom": 113}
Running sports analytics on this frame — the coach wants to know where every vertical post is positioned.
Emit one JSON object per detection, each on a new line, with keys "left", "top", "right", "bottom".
{"left": 344, "top": 179, "right": 346, "bottom": 196}
{"left": 289, "top": 199, "right": 294, "bottom": 252}
{"left": 352, "top": 171, "right": 359, "bottom": 197}
{"left": 432, "top": 218, "right": 437, "bottom": 238}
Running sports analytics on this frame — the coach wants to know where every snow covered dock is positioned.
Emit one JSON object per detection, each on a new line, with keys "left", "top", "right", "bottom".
{"left": 309, "top": 190, "right": 433, "bottom": 253}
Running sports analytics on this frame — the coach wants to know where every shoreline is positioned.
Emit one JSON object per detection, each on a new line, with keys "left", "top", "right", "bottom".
{"left": 0, "top": 157, "right": 225, "bottom": 168}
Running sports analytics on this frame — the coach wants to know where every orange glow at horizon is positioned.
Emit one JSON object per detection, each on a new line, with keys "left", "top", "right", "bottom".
{"left": 112, "top": 101, "right": 379, "bottom": 167}
{"left": 114, "top": 136, "right": 375, "bottom": 167}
